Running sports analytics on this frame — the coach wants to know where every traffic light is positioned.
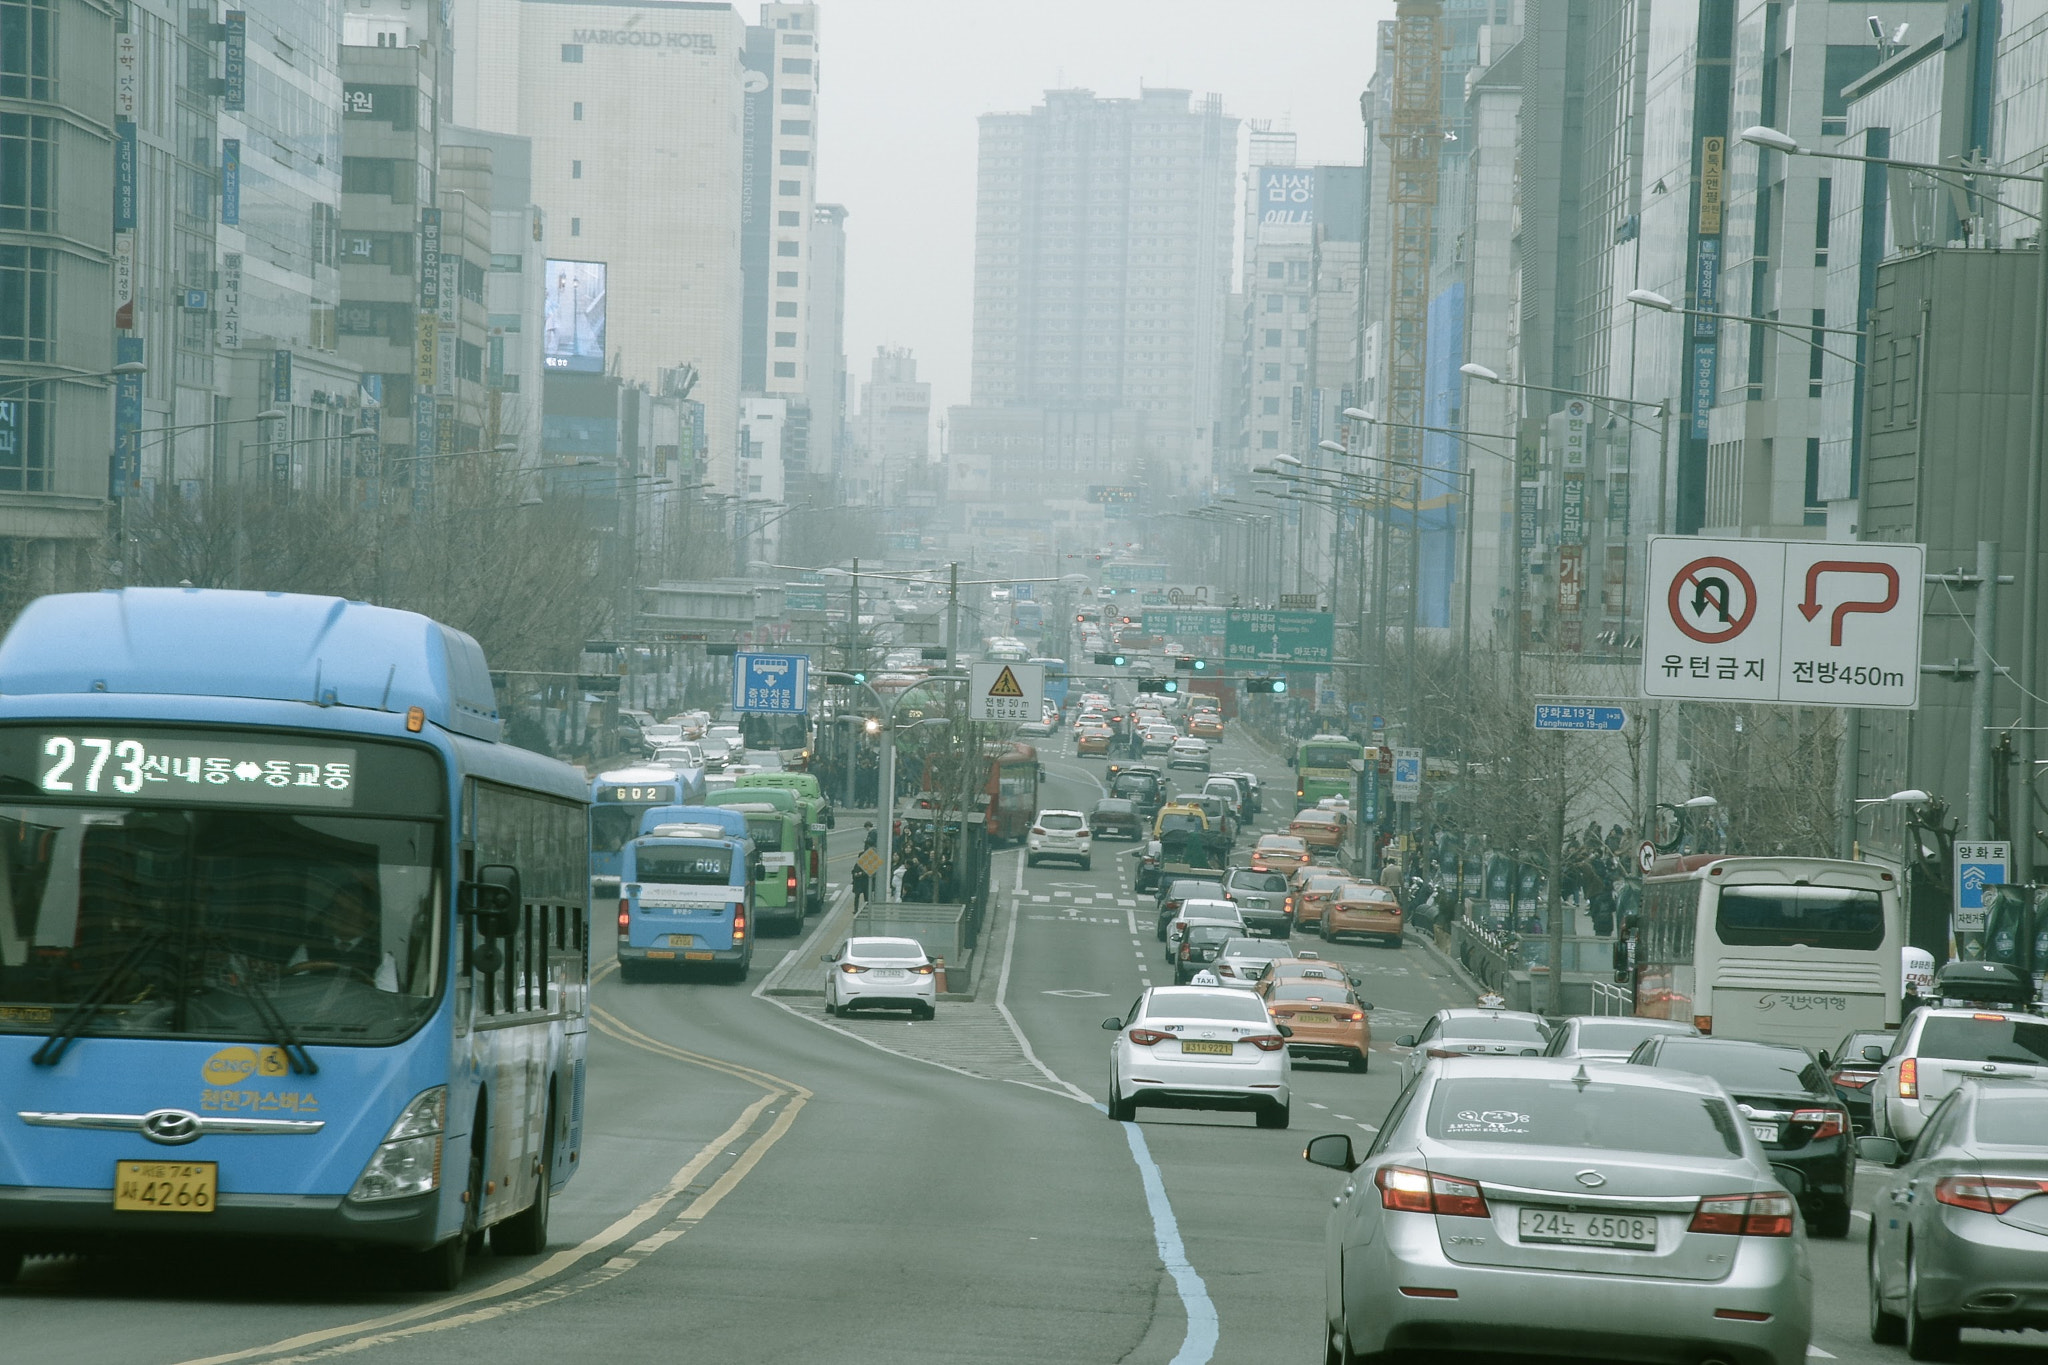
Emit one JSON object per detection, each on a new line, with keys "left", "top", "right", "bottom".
{"left": 1246, "top": 677, "right": 1287, "bottom": 694}
{"left": 824, "top": 669, "right": 867, "bottom": 686}
{"left": 1137, "top": 678, "right": 1179, "bottom": 694}
{"left": 1173, "top": 657, "right": 1209, "bottom": 672}
{"left": 1093, "top": 652, "right": 1128, "bottom": 667}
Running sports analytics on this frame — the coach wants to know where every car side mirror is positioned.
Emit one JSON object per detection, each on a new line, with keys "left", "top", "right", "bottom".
{"left": 1276, "top": 1024, "right": 1294, "bottom": 1038}
{"left": 1101, "top": 1017, "right": 1124, "bottom": 1031}
{"left": 1358, "top": 1001, "right": 1374, "bottom": 1012}
{"left": 820, "top": 952, "right": 838, "bottom": 963}
{"left": 1303, "top": 1133, "right": 1357, "bottom": 1171}
{"left": 1856, "top": 1135, "right": 1903, "bottom": 1167}
{"left": 462, "top": 863, "right": 520, "bottom": 938}
{"left": 1862, "top": 1044, "right": 1889, "bottom": 1064}
{"left": 1816, "top": 1049, "right": 1834, "bottom": 1069}
{"left": 1395, "top": 1034, "right": 1418, "bottom": 1048}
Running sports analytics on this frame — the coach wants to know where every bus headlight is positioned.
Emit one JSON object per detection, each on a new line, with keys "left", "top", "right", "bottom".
{"left": 347, "top": 1086, "right": 447, "bottom": 1203}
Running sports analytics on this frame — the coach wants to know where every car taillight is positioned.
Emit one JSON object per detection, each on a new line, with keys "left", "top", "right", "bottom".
{"left": 1030, "top": 826, "right": 1046, "bottom": 836}
{"left": 1899, "top": 1057, "right": 1917, "bottom": 1098}
{"left": 617, "top": 900, "right": 630, "bottom": 935}
{"left": 1128, "top": 1028, "right": 1173, "bottom": 1046}
{"left": 1829, "top": 1071, "right": 1873, "bottom": 1089}
{"left": 1934, "top": 1175, "right": 2048, "bottom": 1214}
{"left": 1426, "top": 1047, "right": 1464, "bottom": 1059}
{"left": 1179, "top": 944, "right": 1191, "bottom": 960}
{"left": 1375, "top": 1165, "right": 1488, "bottom": 1218}
{"left": 909, "top": 964, "right": 935, "bottom": 976}
{"left": 1216, "top": 964, "right": 1236, "bottom": 976}
{"left": 1342, "top": 1011, "right": 1364, "bottom": 1022}
{"left": 1791, "top": 1108, "right": 1845, "bottom": 1140}
{"left": 839, "top": 962, "right": 869, "bottom": 974}
{"left": 1689, "top": 1192, "right": 1795, "bottom": 1237}
{"left": 1246, "top": 1034, "right": 1287, "bottom": 1052}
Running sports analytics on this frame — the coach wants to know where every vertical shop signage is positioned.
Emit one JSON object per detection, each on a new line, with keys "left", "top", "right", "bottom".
{"left": 223, "top": 12, "right": 248, "bottom": 111}
{"left": 221, "top": 140, "right": 241, "bottom": 225}
{"left": 111, "top": 337, "right": 144, "bottom": 498}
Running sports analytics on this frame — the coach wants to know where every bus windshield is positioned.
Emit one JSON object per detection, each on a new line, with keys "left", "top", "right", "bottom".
{"left": 0, "top": 806, "right": 442, "bottom": 1044}
{"left": 1300, "top": 744, "right": 1359, "bottom": 770}
{"left": 636, "top": 846, "right": 734, "bottom": 885}
{"left": 1714, "top": 885, "right": 1885, "bottom": 950}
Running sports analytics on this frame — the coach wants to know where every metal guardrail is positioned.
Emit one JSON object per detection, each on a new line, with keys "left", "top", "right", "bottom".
{"left": 851, "top": 902, "right": 966, "bottom": 969}
{"left": 1588, "top": 979, "right": 1635, "bottom": 1017}
{"left": 1452, "top": 920, "right": 1518, "bottom": 994}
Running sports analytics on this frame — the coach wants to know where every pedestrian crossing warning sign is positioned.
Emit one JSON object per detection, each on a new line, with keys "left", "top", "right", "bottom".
{"left": 854, "top": 848, "right": 882, "bottom": 877}
{"left": 969, "top": 661, "right": 1044, "bottom": 722}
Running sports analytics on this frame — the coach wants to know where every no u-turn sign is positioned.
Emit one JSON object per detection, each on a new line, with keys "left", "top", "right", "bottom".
{"left": 1642, "top": 536, "right": 1923, "bottom": 708}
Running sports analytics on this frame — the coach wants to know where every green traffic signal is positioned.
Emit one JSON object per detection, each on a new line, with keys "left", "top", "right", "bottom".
{"left": 1246, "top": 676, "right": 1287, "bottom": 694}
{"left": 1191, "top": 658, "right": 1208, "bottom": 672}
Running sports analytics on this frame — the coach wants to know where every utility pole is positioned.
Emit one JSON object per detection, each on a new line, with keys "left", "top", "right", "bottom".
{"left": 945, "top": 561, "right": 960, "bottom": 667}
{"left": 1544, "top": 764, "right": 1567, "bottom": 1016}
{"left": 1967, "top": 541, "right": 1999, "bottom": 840}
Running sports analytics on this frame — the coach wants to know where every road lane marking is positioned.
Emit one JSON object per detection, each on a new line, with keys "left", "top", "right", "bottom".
{"left": 1851, "top": 1209, "right": 1870, "bottom": 1223}
{"left": 1807, "top": 1348, "right": 1836, "bottom": 1359}
{"left": 1118, "top": 1119, "right": 1221, "bottom": 1365}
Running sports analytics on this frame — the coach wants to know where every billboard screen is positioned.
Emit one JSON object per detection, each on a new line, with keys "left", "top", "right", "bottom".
{"left": 544, "top": 259, "right": 607, "bottom": 373}
{"left": 1258, "top": 168, "right": 1315, "bottom": 229}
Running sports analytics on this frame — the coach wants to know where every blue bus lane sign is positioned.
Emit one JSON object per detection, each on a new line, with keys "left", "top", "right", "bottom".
{"left": 733, "top": 652, "right": 808, "bottom": 714}
{"left": 1533, "top": 704, "right": 1627, "bottom": 732}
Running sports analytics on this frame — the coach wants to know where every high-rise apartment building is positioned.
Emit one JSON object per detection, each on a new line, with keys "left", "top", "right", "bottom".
{"left": 960, "top": 87, "right": 1237, "bottom": 494}
{"left": 805, "top": 202, "right": 848, "bottom": 487}
{"left": 449, "top": 0, "right": 747, "bottom": 489}
{"left": 740, "top": 2, "right": 818, "bottom": 427}
{"left": 854, "top": 347, "right": 927, "bottom": 508}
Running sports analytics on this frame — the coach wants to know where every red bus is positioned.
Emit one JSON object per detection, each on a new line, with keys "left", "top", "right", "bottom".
{"left": 986, "top": 741, "right": 1041, "bottom": 843}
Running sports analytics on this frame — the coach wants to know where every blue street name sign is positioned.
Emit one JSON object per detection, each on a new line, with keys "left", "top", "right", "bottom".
{"left": 732, "top": 652, "right": 808, "bottom": 714}
{"left": 1533, "top": 704, "right": 1627, "bottom": 732}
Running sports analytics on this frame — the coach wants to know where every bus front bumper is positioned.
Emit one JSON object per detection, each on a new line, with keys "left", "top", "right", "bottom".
{"left": 0, "top": 1182, "right": 444, "bottom": 1253}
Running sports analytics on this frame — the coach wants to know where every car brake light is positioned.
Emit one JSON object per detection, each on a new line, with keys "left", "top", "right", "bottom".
{"left": 909, "top": 964, "right": 935, "bottom": 975}
{"left": 1030, "top": 826, "right": 1046, "bottom": 836}
{"left": 1829, "top": 1071, "right": 1873, "bottom": 1089}
{"left": 1128, "top": 1028, "right": 1173, "bottom": 1046}
{"left": 1689, "top": 1192, "right": 1794, "bottom": 1237}
{"left": 1973, "top": 1013, "right": 2009, "bottom": 1021}
{"left": 1342, "top": 1011, "right": 1364, "bottom": 1022}
{"left": 1934, "top": 1175, "right": 2048, "bottom": 1214}
{"left": 1791, "top": 1108, "right": 1845, "bottom": 1140}
{"left": 1426, "top": 1047, "right": 1464, "bottom": 1059}
{"left": 1246, "top": 1034, "right": 1287, "bottom": 1052}
{"left": 1899, "top": 1057, "right": 1917, "bottom": 1098}
{"left": 1179, "top": 944, "right": 1191, "bottom": 960}
{"left": 839, "top": 962, "right": 869, "bottom": 974}
{"left": 1693, "top": 1015, "right": 1713, "bottom": 1034}
{"left": 1375, "top": 1165, "right": 1488, "bottom": 1218}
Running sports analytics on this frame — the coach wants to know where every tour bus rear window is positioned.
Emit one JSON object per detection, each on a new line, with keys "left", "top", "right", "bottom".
{"left": 1714, "top": 885, "right": 1885, "bottom": 950}
{"left": 1301, "top": 745, "right": 1357, "bottom": 769}
{"left": 635, "top": 847, "right": 733, "bottom": 885}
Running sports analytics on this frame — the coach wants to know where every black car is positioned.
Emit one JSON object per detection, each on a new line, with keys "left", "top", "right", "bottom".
{"left": 1088, "top": 797, "right": 1145, "bottom": 841}
{"left": 1222, "top": 866, "right": 1294, "bottom": 937}
{"left": 1215, "top": 770, "right": 1260, "bottom": 817}
{"left": 1107, "top": 764, "right": 1167, "bottom": 819}
{"left": 1627, "top": 1035, "right": 1855, "bottom": 1237}
{"left": 1173, "top": 923, "right": 1239, "bottom": 983}
{"left": 1822, "top": 1028, "right": 1893, "bottom": 1135}
{"left": 1154, "top": 877, "right": 1226, "bottom": 940}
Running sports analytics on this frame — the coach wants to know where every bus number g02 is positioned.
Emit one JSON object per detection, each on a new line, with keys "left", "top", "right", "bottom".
{"left": 610, "top": 785, "right": 671, "bottom": 802}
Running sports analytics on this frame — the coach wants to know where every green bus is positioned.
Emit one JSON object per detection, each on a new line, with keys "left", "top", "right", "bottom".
{"left": 734, "top": 772, "right": 831, "bottom": 914}
{"left": 704, "top": 787, "right": 811, "bottom": 932}
{"left": 1294, "top": 733, "right": 1365, "bottom": 809}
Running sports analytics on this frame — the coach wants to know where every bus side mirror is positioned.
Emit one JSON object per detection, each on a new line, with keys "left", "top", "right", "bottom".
{"left": 462, "top": 864, "right": 520, "bottom": 938}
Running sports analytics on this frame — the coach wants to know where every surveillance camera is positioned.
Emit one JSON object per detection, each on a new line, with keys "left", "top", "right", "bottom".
{"left": 1891, "top": 22, "right": 1910, "bottom": 44}
{"left": 1868, "top": 15, "right": 1885, "bottom": 41}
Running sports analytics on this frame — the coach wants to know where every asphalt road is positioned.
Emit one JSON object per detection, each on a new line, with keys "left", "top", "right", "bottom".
{"left": 8, "top": 715, "right": 2045, "bottom": 1363}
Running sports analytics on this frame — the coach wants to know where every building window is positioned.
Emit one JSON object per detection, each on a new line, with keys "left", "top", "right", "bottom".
{"left": 560, "top": 43, "right": 583, "bottom": 62}
{"left": 573, "top": 101, "right": 583, "bottom": 120}
{"left": 1264, "top": 294, "right": 1282, "bottom": 313}
{"left": 0, "top": 0, "right": 54, "bottom": 101}
{"left": 0, "top": 114, "right": 53, "bottom": 232}
{"left": 748, "top": 475, "right": 764, "bottom": 493}
{"left": 460, "top": 258, "right": 485, "bottom": 302}
{"left": 571, "top": 159, "right": 582, "bottom": 179}
{"left": 781, "top": 57, "right": 813, "bottom": 73}
{"left": 776, "top": 271, "right": 798, "bottom": 287}
{"left": 777, "top": 211, "right": 800, "bottom": 226}
{"left": 571, "top": 217, "right": 580, "bottom": 236}
{"left": 457, "top": 339, "right": 484, "bottom": 384}
{"left": 1262, "top": 363, "right": 1280, "bottom": 381}
{"left": 338, "top": 230, "right": 415, "bottom": 272}
{"left": 1264, "top": 329, "right": 1282, "bottom": 347}
{"left": 489, "top": 252, "right": 523, "bottom": 272}
{"left": 779, "top": 149, "right": 810, "bottom": 166}
{"left": 337, "top": 301, "right": 415, "bottom": 340}
{"left": 774, "top": 331, "right": 796, "bottom": 347}
{"left": 0, "top": 244, "right": 54, "bottom": 362}
{"left": 778, "top": 179, "right": 802, "bottom": 196}
{"left": 1289, "top": 260, "right": 1310, "bottom": 282}
{"left": 0, "top": 392, "right": 46, "bottom": 491}
{"left": 1266, "top": 261, "right": 1284, "bottom": 280}
{"left": 780, "top": 88, "right": 811, "bottom": 105}
{"left": 1292, "top": 330, "right": 1307, "bottom": 347}
{"left": 780, "top": 120, "right": 811, "bottom": 135}
{"left": 773, "top": 362, "right": 796, "bottom": 378}
{"left": 776, "top": 240, "right": 799, "bottom": 257}
{"left": 775, "top": 301, "right": 797, "bottom": 317}
{"left": 341, "top": 157, "right": 401, "bottom": 196}
{"left": 1261, "top": 396, "right": 1280, "bottom": 416}
{"left": 1260, "top": 430, "right": 1279, "bottom": 449}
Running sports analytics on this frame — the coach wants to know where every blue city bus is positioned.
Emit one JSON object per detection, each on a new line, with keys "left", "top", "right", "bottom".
{"left": 0, "top": 589, "right": 589, "bottom": 1289}
{"left": 616, "top": 824, "right": 754, "bottom": 983}
{"left": 1012, "top": 600, "right": 1044, "bottom": 638}
{"left": 589, "top": 765, "right": 705, "bottom": 895}
{"left": 1029, "top": 656, "right": 1069, "bottom": 713}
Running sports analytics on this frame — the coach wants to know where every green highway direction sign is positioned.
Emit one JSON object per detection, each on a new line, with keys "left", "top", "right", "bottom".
{"left": 1223, "top": 608, "right": 1335, "bottom": 664}
{"left": 1142, "top": 607, "right": 1228, "bottom": 638}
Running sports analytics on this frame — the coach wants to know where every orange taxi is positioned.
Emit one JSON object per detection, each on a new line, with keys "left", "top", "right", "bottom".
{"left": 1291, "top": 872, "right": 1351, "bottom": 932}
{"left": 1075, "top": 725, "right": 1113, "bottom": 755}
{"left": 1287, "top": 807, "right": 1348, "bottom": 852}
{"left": 1322, "top": 881, "right": 1405, "bottom": 947}
{"left": 1258, "top": 971, "right": 1372, "bottom": 1071}
{"left": 1186, "top": 712, "right": 1224, "bottom": 740}
{"left": 1250, "top": 833, "right": 1310, "bottom": 876}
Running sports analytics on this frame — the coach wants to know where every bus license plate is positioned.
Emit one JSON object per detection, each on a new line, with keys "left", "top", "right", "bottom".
{"left": 113, "top": 1160, "right": 216, "bottom": 1214}
{"left": 666, "top": 934, "right": 694, "bottom": 947}
{"left": 1180, "top": 1040, "right": 1234, "bottom": 1055}
{"left": 1517, "top": 1207, "right": 1655, "bottom": 1249}
{"left": 684, "top": 951, "right": 715, "bottom": 961}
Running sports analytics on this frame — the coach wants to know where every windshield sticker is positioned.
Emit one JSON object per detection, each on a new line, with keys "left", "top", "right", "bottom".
{"left": 1446, "top": 1109, "right": 1532, "bottom": 1135}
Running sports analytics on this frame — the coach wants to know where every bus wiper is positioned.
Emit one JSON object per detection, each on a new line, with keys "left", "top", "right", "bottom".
{"left": 206, "top": 936, "right": 317, "bottom": 1075}
{"left": 32, "top": 931, "right": 166, "bottom": 1067}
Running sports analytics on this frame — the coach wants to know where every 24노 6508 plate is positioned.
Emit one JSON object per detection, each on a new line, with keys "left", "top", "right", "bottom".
{"left": 114, "top": 1160, "right": 216, "bottom": 1213}
{"left": 1517, "top": 1206, "right": 1655, "bottom": 1248}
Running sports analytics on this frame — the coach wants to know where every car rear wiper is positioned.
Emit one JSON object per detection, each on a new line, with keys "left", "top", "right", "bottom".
{"left": 32, "top": 930, "right": 167, "bottom": 1067}
{"left": 206, "top": 936, "right": 317, "bottom": 1075}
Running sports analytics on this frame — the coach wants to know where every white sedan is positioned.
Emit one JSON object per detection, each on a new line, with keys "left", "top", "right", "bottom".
{"left": 822, "top": 937, "right": 937, "bottom": 1019}
{"left": 1102, "top": 985, "right": 1293, "bottom": 1128}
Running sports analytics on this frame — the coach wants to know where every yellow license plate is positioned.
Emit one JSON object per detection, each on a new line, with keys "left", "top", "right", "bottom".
{"left": 666, "top": 934, "right": 694, "bottom": 947}
{"left": 1180, "top": 1039, "right": 1234, "bottom": 1055}
{"left": 113, "top": 1160, "right": 216, "bottom": 1213}
{"left": 684, "top": 951, "right": 716, "bottom": 961}
{"left": 645, "top": 949, "right": 677, "bottom": 960}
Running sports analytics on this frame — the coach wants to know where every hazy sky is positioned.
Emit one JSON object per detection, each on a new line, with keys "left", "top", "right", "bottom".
{"left": 813, "top": 0, "right": 1396, "bottom": 439}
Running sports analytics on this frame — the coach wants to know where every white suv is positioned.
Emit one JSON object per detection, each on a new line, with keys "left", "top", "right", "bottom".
{"left": 1027, "top": 809, "right": 1093, "bottom": 869}
{"left": 1870, "top": 1005, "right": 2048, "bottom": 1142}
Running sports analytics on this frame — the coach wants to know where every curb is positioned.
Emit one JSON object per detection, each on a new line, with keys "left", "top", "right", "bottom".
{"left": 1408, "top": 923, "right": 1489, "bottom": 1001}
{"left": 760, "top": 887, "right": 996, "bottom": 1003}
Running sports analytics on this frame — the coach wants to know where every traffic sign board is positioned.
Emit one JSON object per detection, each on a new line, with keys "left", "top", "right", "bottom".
{"left": 969, "top": 661, "right": 1044, "bottom": 722}
{"left": 1954, "top": 840, "right": 2010, "bottom": 933}
{"left": 1534, "top": 704, "right": 1627, "bottom": 731}
{"left": 854, "top": 848, "right": 883, "bottom": 877}
{"left": 1391, "top": 747, "right": 1422, "bottom": 804}
{"left": 1637, "top": 840, "right": 1657, "bottom": 875}
{"left": 732, "top": 652, "right": 808, "bottom": 714}
{"left": 1642, "top": 536, "right": 1923, "bottom": 708}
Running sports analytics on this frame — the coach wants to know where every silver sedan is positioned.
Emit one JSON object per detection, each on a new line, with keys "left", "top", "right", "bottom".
{"left": 1862, "top": 1079, "right": 2048, "bottom": 1357}
{"left": 1306, "top": 1057, "right": 1813, "bottom": 1365}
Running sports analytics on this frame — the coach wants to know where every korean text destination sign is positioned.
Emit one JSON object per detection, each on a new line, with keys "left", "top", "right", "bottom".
{"left": 1223, "top": 609, "right": 1335, "bottom": 663}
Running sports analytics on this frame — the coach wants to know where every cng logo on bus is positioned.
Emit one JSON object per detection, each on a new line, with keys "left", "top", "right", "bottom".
{"left": 202, "top": 1045, "right": 290, "bottom": 1086}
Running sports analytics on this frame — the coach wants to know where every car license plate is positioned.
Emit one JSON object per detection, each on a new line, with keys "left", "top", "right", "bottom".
{"left": 666, "top": 934, "right": 694, "bottom": 947}
{"left": 873, "top": 969, "right": 905, "bottom": 979}
{"left": 1180, "top": 1039, "right": 1234, "bottom": 1055}
{"left": 646, "top": 949, "right": 677, "bottom": 960}
{"left": 113, "top": 1160, "right": 216, "bottom": 1214}
{"left": 684, "top": 951, "right": 715, "bottom": 961}
{"left": 1293, "top": 1014, "right": 1328, "bottom": 1025}
{"left": 1517, "top": 1207, "right": 1656, "bottom": 1249}
{"left": 1750, "top": 1123, "right": 1779, "bottom": 1144}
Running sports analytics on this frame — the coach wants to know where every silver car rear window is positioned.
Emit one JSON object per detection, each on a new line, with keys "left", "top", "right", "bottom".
{"left": 1975, "top": 1093, "right": 2048, "bottom": 1145}
{"left": 1426, "top": 1078, "right": 1743, "bottom": 1158}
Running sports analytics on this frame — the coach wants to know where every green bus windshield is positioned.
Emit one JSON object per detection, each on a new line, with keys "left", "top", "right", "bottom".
{"left": 1299, "top": 744, "right": 1360, "bottom": 770}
